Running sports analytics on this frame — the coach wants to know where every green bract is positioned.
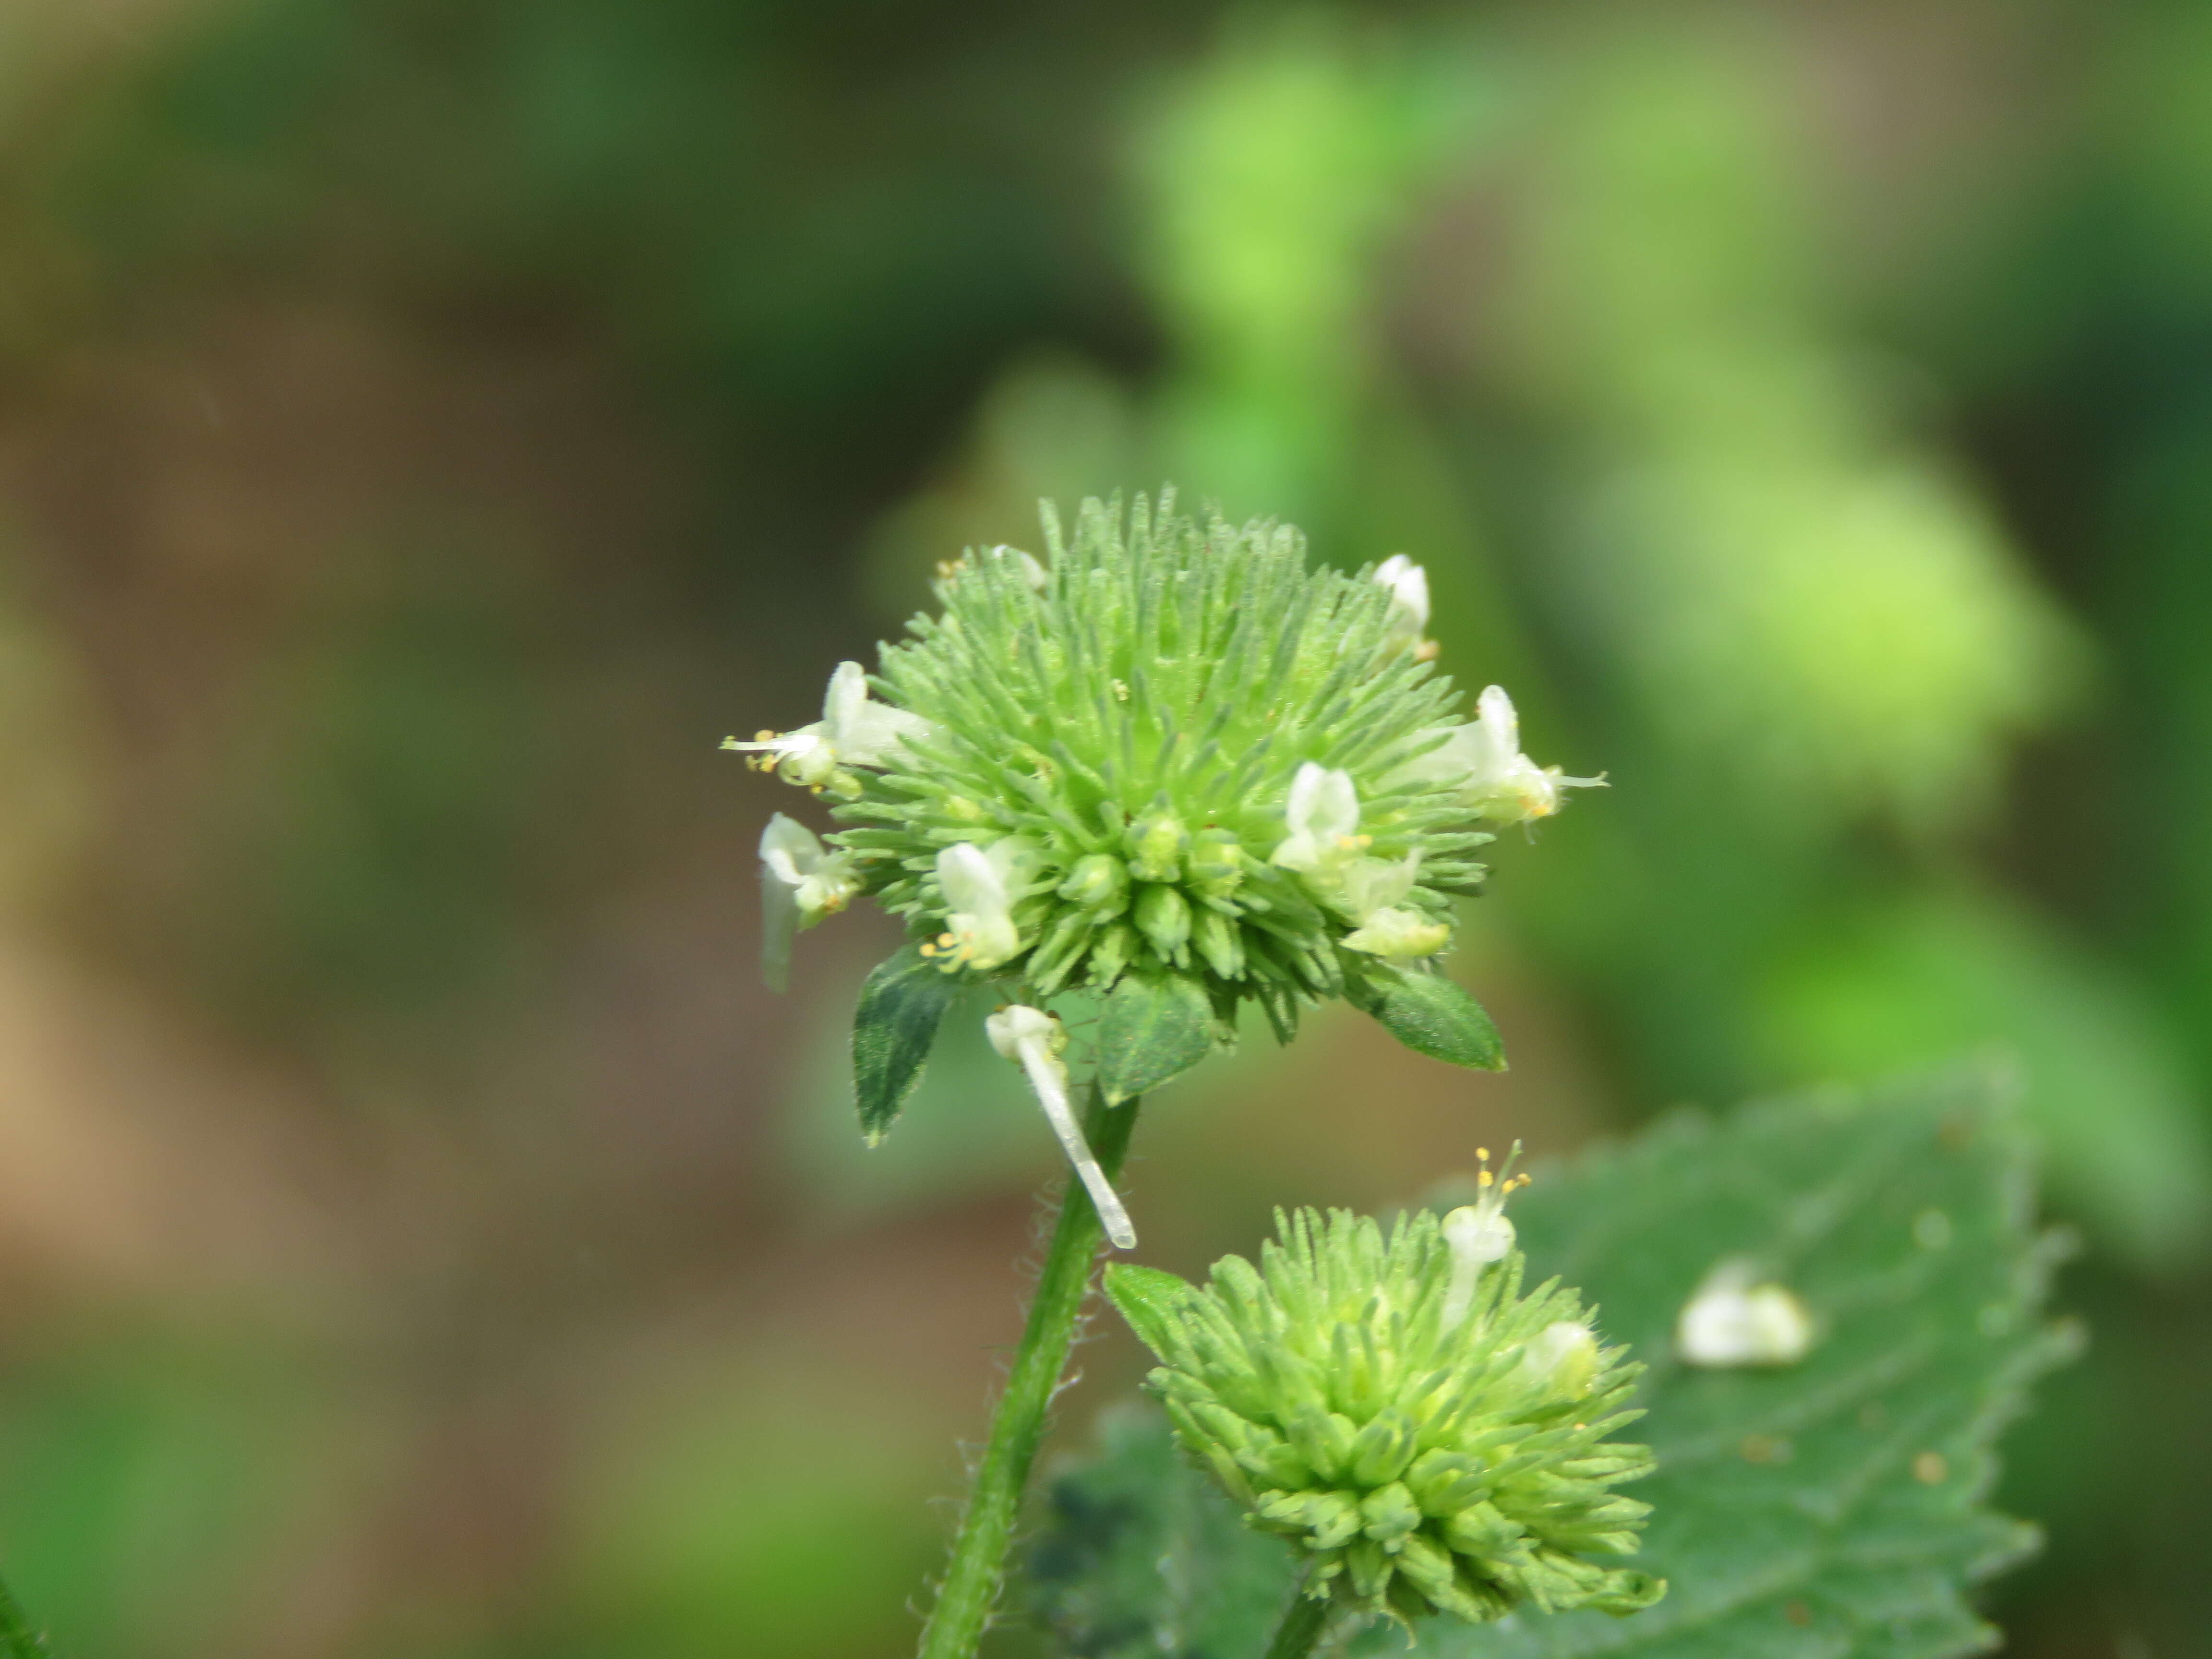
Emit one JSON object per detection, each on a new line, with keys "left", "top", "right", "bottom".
{"left": 1104, "top": 1203, "right": 1663, "bottom": 1628}
{"left": 733, "top": 492, "right": 1598, "bottom": 1137}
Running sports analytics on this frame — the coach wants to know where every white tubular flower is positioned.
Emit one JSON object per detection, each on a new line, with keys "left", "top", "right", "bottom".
{"left": 1518, "top": 1320, "right": 1601, "bottom": 1400}
{"left": 757, "top": 813, "right": 859, "bottom": 991}
{"left": 986, "top": 1005, "right": 1136, "bottom": 1249}
{"left": 928, "top": 837, "right": 1039, "bottom": 972}
{"left": 1373, "top": 554, "right": 1431, "bottom": 654}
{"left": 1442, "top": 1144, "right": 1529, "bottom": 1328}
{"left": 1676, "top": 1260, "right": 1815, "bottom": 1368}
{"left": 1395, "top": 685, "right": 1604, "bottom": 826}
{"left": 723, "top": 661, "right": 937, "bottom": 792}
{"left": 1270, "top": 762, "right": 1365, "bottom": 876}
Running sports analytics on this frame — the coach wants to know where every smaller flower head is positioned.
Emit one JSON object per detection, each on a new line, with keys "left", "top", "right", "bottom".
{"left": 985, "top": 1004, "right": 1135, "bottom": 1249}
{"left": 757, "top": 813, "right": 860, "bottom": 990}
{"left": 1106, "top": 1197, "right": 1661, "bottom": 1630}
{"left": 1396, "top": 685, "right": 1604, "bottom": 827}
{"left": 723, "top": 661, "right": 937, "bottom": 795}
{"left": 1675, "top": 1259, "right": 1815, "bottom": 1368}
{"left": 1373, "top": 555, "right": 1432, "bottom": 656}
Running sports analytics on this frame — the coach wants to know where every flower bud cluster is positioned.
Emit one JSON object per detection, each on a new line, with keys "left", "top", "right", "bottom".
{"left": 732, "top": 493, "right": 1599, "bottom": 1039}
{"left": 1106, "top": 1196, "right": 1663, "bottom": 1628}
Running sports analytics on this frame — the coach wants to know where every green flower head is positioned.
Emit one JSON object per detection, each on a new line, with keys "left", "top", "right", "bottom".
{"left": 730, "top": 493, "right": 1599, "bottom": 1224}
{"left": 1105, "top": 1168, "right": 1663, "bottom": 1628}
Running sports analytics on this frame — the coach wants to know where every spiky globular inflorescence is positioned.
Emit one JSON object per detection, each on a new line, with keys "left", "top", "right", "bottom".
{"left": 736, "top": 492, "right": 1595, "bottom": 1043}
{"left": 1105, "top": 1191, "right": 1664, "bottom": 1628}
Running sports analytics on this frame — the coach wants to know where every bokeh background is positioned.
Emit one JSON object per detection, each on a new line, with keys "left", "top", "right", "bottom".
{"left": 0, "top": 1, "right": 2206, "bottom": 1654}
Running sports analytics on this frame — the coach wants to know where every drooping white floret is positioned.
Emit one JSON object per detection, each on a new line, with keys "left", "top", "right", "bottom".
{"left": 986, "top": 1004, "right": 1136, "bottom": 1249}
{"left": 757, "top": 813, "right": 859, "bottom": 989}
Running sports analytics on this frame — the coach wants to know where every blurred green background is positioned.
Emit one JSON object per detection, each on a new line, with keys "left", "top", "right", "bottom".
{"left": 0, "top": 1, "right": 2205, "bottom": 1654}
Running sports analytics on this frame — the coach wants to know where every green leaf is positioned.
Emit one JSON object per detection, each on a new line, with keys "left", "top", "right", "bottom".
{"left": 1097, "top": 973, "right": 1217, "bottom": 1104}
{"left": 1102, "top": 1262, "right": 1199, "bottom": 1358}
{"left": 1357, "top": 967, "right": 1505, "bottom": 1071}
{"left": 852, "top": 945, "right": 960, "bottom": 1145}
{"left": 1027, "top": 1403, "right": 1295, "bottom": 1659}
{"left": 1028, "top": 1066, "right": 2075, "bottom": 1659}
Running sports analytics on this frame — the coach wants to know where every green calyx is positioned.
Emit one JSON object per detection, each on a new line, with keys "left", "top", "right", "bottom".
{"left": 1105, "top": 1206, "right": 1664, "bottom": 1629}
{"left": 820, "top": 491, "right": 1491, "bottom": 1038}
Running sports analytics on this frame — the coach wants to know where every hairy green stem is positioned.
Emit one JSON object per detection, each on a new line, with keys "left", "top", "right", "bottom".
{"left": 1262, "top": 1586, "right": 1334, "bottom": 1659}
{"left": 0, "top": 1573, "right": 47, "bottom": 1658}
{"left": 916, "top": 1084, "right": 1142, "bottom": 1659}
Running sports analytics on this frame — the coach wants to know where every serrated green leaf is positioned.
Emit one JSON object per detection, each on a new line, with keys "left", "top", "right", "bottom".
{"left": 1358, "top": 967, "right": 1506, "bottom": 1071}
{"left": 1097, "top": 973, "right": 1217, "bottom": 1104}
{"left": 1103, "top": 1262, "right": 1199, "bottom": 1358}
{"left": 1028, "top": 1066, "right": 2073, "bottom": 1659}
{"left": 852, "top": 945, "right": 960, "bottom": 1145}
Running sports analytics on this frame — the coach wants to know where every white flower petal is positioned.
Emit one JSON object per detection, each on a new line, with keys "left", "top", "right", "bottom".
{"left": 758, "top": 813, "right": 825, "bottom": 990}
{"left": 757, "top": 814, "right": 858, "bottom": 991}
{"left": 1676, "top": 1260, "right": 1815, "bottom": 1367}
{"left": 815, "top": 661, "right": 936, "bottom": 769}
{"left": 1273, "top": 763, "right": 1361, "bottom": 874}
{"left": 1337, "top": 851, "right": 1420, "bottom": 923}
{"left": 937, "top": 840, "right": 1023, "bottom": 969}
{"left": 1519, "top": 1321, "right": 1599, "bottom": 1398}
{"left": 1389, "top": 686, "right": 1602, "bottom": 826}
{"left": 986, "top": 1005, "right": 1135, "bottom": 1248}
{"left": 1374, "top": 555, "right": 1431, "bottom": 649}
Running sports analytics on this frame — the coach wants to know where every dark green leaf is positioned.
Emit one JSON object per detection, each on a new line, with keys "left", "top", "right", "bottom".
{"left": 852, "top": 945, "right": 960, "bottom": 1144}
{"left": 1029, "top": 1066, "right": 2074, "bottom": 1659}
{"left": 1027, "top": 1403, "right": 1295, "bottom": 1659}
{"left": 1358, "top": 967, "right": 1505, "bottom": 1071}
{"left": 1103, "top": 1262, "right": 1199, "bottom": 1358}
{"left": 1097, "top": 972, "right": 1216, "bottom": 1104}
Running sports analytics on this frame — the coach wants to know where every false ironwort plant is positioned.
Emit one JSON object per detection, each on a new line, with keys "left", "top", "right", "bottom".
{"left": 731, "top": 493, "right": 1598, "bottom": 1657}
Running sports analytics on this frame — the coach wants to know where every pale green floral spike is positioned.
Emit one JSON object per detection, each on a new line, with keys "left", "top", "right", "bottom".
{"left": 1395, "top": 684, "right": 1605, "bottom": 827}
{"left": 1104, "top": 1197, "right": 1663, "bottom": 1630}
{"left": 733, "top": 492, "right": 1594, "bottom": 1056}
{"left": 757, "top": 813, "right": 860, "bottom": 990}
{"left": 985, "top": 1004, "right": 1136, "bottom": 1248}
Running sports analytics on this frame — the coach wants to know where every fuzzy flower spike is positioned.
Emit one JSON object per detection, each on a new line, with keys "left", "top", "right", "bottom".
{"left": 729, "top": 495, "right": 1601, "bottom": 1202}
{"left": 1106, "top": 1191, "right": 1663, "bottom": 1631}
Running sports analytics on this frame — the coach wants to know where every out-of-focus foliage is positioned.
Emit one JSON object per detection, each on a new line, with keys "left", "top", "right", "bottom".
{"left": 0, "top": 2, "right": 2204, "bottom": 1658}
